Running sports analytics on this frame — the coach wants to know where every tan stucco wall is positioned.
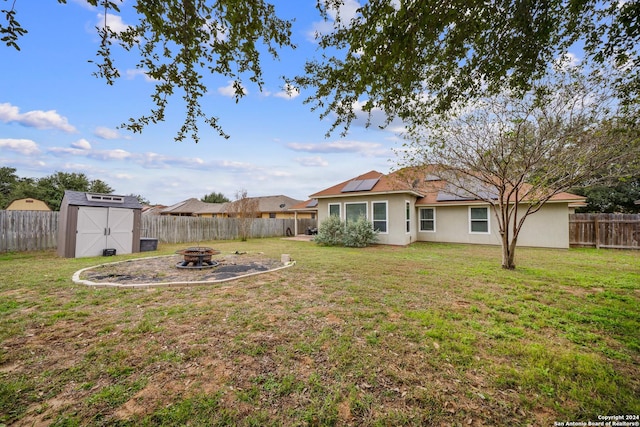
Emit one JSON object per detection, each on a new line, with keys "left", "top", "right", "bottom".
{"left": 416, "top": 202, "right": 571, "bottom": 248}
{"left": 6, "top": 198, "right": 51, "bottom": 211}
{"left": 318, "top": 196, "right": 571, "bottom": 248}
{"left": 317, "top": 194, "right": 416, "bottom": 246}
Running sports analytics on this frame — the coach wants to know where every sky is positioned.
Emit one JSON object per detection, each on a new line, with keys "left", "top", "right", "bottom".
{"left": 0, "top": 0, "right": 402, "bottom": 206}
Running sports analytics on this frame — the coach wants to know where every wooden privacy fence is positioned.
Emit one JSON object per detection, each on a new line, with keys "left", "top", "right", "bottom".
{"left": 0, "top": 210, "right": 317, "bottom": 251}
{"left": 0, "top": 210, "right": 59, "bottom": 252}
{"left": 140, "top": 216, "right": 303, "bottom": 244}
{"left": 569, "top": 213, "right": 640, "bottom": 250}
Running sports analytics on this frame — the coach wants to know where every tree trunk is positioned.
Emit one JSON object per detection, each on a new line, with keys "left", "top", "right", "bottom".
{"left": 501, "top": 234, "right": 517, "bottom": 269}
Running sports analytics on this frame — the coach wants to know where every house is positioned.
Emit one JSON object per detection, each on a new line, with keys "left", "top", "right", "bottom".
{"left": 141, "top": 205, "right": 167, "bottom": 216}
{"left": 6, "top": 198, "right": 51, "bottom": 211}
{"left": 223, "top": 195, "right": 305, "bottom": 219}
{"left": 310, "top": 168, "right": 587, "bottom": 248}
{"left": 160, "top": 198, "right": 226, "bottom": 217}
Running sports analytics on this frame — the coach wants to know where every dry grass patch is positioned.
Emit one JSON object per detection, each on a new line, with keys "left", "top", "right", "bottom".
{"left": 0, "top": 240, "right": 638, "bottom": 426}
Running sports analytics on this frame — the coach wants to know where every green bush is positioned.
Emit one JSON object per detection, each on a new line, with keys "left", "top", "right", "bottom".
{"left": 344, "top": 216, "right": 378, "bottom": 247}
{"left": 315, "top": 215, "right": 378, "bottom": 247}
{"left": 315, "top": 215, "right": 344, "bottom": 246}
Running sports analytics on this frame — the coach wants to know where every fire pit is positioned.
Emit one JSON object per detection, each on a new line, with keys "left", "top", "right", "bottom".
{"left": 175, "top": 247, "right": 220, "bottom": 269}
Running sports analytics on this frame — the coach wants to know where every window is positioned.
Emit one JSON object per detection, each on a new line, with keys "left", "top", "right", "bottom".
{"left": 469, "top": 207, "right": 490, "bottom": 233}
{"left": 329, "top": 203, "right": 340, "bottom": 217}
{"left": 372, "top": 201, "right": 388, "bottom": 233}
{"left": 405, "top": 201, "right": 411, "bottom": 233}
{"left": 419, "top": 208, "right": 435, "bottom": 232}
{"left": 345, "top": 202, "right": 367, "bottom": 223}
{"left": 269, "top": 212, "right": 276, "bottom": 219}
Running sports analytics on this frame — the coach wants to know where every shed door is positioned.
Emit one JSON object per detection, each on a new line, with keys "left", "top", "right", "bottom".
{"left": 76, "top": 207, "right": 109, "bottom": 257}
{"left": 75, "top": 207, "right": 134, "bottom": 257}
{"left": 106, "top": 208, "right": 133, "bottom": 254}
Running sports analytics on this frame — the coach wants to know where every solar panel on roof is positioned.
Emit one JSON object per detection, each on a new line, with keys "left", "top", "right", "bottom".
{"left": 341, "top": 177, "right": 380, "bottom": 193}
{"left": 341, "top": 180, "right": 362, "bottom": 192}
{"left": 356, "top": 178, "right": 379, "bottom": 191}
{"left": 307, "top": 199, "right": 318, "bottom": 207}
{"left": 436, "top": 181, "right": 498, "bottom": 201}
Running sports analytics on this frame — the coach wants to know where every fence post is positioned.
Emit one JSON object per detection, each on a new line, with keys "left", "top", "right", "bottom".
{"left": 594, "top": 216, "right": 600, "bottom": 249}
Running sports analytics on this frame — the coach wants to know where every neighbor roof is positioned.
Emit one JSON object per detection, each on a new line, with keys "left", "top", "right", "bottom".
{"left": 290, "top": 199, "right": 319, "bottom": 211}
{"left": 161, "top": 198, "right": 225, "bottom": 215}
{"left": 224, "top": 195, "right": 304, "bottom": 213}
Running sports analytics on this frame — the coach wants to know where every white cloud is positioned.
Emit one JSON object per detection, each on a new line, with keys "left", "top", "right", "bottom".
{"left": 71, "top": 138, "right": 92, "bottom": 150}
{"left": 94, "top": 149, "right": 132, "bottom": 161}
{"left": 97, "top": 13, "right": 129, "bottom": 33}
{"left": 94, "top": 126, "right": 124, "bottom": 139}
{"left": 274, "top": 84, "right": 300, "bottom": 100}
{"left": 295, "top": 156, "right": 329, "bottom": 167}
{"left": 69, "top": 0, "right": 95, "bottom": 10}
{"left": 287, "top": 140, "right": 387, "bottom": 157}
{"left": 124, "top": 69, "right": 157, "bottom": 82}
{"left": 554, "top": 52, "right": 582, "bottom": 70}
{"left": 0, "top": 102, "right": 76, "bottom": 133}
{"left": 0, "top": 138, "right": 41, "bottom": 155}
{"left": 307, "top": 0, "right": 361, "bottom": 41}
{"left": 326, "top": 0, "right": 361, "bottom": 22}
{"left": 218, "top": 81, "right": 247, "bottom": 97}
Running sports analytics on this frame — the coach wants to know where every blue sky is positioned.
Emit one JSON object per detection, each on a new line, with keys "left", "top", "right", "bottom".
{"left": 0, "top": 0, "right": 401, "bottom": 205}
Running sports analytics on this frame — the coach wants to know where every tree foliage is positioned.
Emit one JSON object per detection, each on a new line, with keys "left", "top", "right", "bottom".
{"left": 201, "top": 191, "right": 230, "bottom": 203}
{"left": 226, "top": 189, "right": 259, "bottom": 241}
{"left": 4, "top": 1, "right": 638, "bottom": 142}
{"left": 0, "top": 170, "right": 125, "bottom": 211}
{"left": 1, "top": 0, "right": 294, "bottom": 142}
{"left": 295, "top": 0, "right": 639, "bottom": 135}
{"left": 572, "top": 178, "right": 640, "bottom": 214}
{"left": 401, "top": 67, "right": 639, "bottom": 269}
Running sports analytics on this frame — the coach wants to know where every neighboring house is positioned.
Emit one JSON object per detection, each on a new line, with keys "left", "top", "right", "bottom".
{"left": 6, "top": 198, "right": 51, "bottom": 211}
{"left": 141, "top": 205, "right": 167, "bottom": 216}
{"left": 290, "top": 199, "right": 318, "bottom": 220}
{"left": 224, "top": 195, "right": 305, "bottom": 219}
{"left": 310, "top": 169, "right": 586, "bottom": 248}
{"left": 160, "top": 198, "right": 227, "bottom": 217}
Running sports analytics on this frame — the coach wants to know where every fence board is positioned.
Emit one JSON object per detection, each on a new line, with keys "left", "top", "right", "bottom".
{"left": 1, "top": 211, "right": 316, "bottom": 252}
{"left": 569, "top": 213, "right": 640, "bottom": 250}
{"left": 0, "top": 211, "right": 59, "bottom": 252}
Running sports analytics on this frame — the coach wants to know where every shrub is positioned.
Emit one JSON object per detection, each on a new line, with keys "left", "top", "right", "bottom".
{"left": 315, "top": 215, "right": 344, "bottom": 246}
{"left": 344, "top": 216, "right": 378, "bottom": 247}
{"left": 315, "top": 215, "right": 378, "bottom": 247}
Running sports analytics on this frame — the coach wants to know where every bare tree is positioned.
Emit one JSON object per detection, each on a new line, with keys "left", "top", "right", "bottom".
{"left": 402, "top": 68, "right": 639, "bottom": 269}
{"left": 226, "top": 189, "right": 259, "bottom": 242}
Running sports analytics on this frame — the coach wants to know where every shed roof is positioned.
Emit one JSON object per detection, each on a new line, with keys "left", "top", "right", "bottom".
{"left": 63, "top": 190, "right": 142, "bottom": 209}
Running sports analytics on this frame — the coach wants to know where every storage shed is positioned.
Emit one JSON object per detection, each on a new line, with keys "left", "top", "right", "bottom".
{"left": 57, "top": 191, "right": 142, "bottom": 258}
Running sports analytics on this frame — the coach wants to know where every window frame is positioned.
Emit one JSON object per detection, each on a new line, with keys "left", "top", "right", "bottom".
{"left": 345, "top": 202, "right": 368, "bottom": 224}
{"left": 371, "top": 201, "right": 388, "bottom": 234}
{"left": 419, "top": 207, "right": 436, "bottom": 232}
{"left": 405, "top": 201, "right": 411, "bottom": 233}
{"left": 328, "top": 203, "right": 341, "bottom": 218}
{"left": 469, "top": 206, "right": 490, "bottom": 234}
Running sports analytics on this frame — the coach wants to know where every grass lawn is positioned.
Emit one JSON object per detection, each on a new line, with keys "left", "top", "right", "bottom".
{"left": 1, "top": 239, "right": 638, "bottom": 426}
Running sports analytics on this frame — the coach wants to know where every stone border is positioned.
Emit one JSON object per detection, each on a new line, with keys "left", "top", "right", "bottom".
{"left": 72, "top": 254, "right": 296, "bottom": 289}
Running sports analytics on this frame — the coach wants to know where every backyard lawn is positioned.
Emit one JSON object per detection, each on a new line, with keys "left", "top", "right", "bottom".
{"left": 1, "top": 239, "right": 639, "bottom": 426}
